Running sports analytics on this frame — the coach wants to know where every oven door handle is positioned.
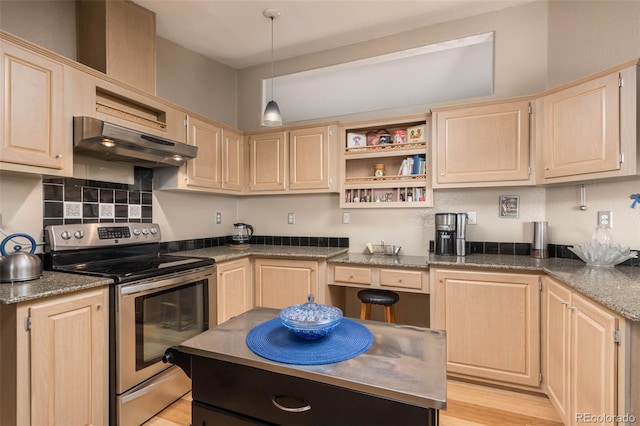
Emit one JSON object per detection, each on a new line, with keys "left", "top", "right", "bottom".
{"left": 119, "top": 270, "right": 213, "bottom": 296}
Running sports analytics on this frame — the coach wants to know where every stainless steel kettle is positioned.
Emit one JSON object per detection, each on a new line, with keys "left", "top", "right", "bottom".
{"left": 0, "top": 233, "right": 43, "bottom": 283}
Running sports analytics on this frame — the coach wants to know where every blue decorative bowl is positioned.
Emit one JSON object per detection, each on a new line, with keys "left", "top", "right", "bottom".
{"left": 279, "top": 294, "right": 343, "bottom": 340}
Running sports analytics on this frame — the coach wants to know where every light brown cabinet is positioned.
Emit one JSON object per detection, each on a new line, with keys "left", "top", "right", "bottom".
{"left": 543, "top": 277, "right": 619, "bottom": 425}
{"left": 289, "top": 125, "right": 338, "bottom": 191}
{"left": 433, "top": 269, "right": 541, "bottom": 388}
{"left": 341, "top": 115, "right": 432, "bottom": 208}
{"left": 221, "top": 127, "right": 245, "bottom": 191}
{"left": 216, "top": 258, "right": 253, "bottom": 324}
{"left": 184, "top": 115, "right": 222, "bottom": 189}
{"left": 432, "top": 99, "right": 532, "bottom": 186}
{"left": 76, "top": 0, "right": 156, "bottom": 93}
{"left": 254, "top": 258, "right": 320, "bottom": 309}
{"left": 539, "top": 71, "right": 621, "bottom": 180}
{"left": 0, "top": 287, "right": 109, "bottom": 426}
{"left": 330, "top": 264, "right": 429, "bottom": 294}
{"left": 247, "top": 131, "right": 288, "bottom": 192}
{"left": 0, "top": 39, "right": 72, "bottom": 175}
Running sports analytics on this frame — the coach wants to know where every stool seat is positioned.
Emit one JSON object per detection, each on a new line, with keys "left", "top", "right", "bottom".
{"left": 357, "top": 289, "right": 400, "bottom": 306}
{"left": 357, "top": 289, "right": 399, "bottom": 323}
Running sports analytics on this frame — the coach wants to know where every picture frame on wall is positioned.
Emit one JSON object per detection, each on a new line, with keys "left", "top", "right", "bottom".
{"left": 499, "top": 195, "right": 520, "bottom": 218}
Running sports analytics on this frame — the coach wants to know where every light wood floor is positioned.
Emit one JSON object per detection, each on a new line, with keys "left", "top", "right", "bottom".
{"left": 144, "top": 380, "right": 563, "bottom": 426}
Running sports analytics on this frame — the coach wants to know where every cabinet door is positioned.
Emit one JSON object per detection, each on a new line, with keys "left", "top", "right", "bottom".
{"left": 435, "top": 269, "right": 540, "bottom": 387}
{"left": 434, "top": 100, "right": 531, "bottom": 184}
{"left": 221, "top": 128, "right": 244, "bottom": 191}
{"left": 543, "top": 277, "right": 572, "bottom": 424}
{"left": 541, "top": 72, "right": 620, "bottom": 179}
{"left": 0, "top": 41, "right": 67, "bottom": 171}
{"left": 254, "top": 258, "right": 318, "bottom": 309}
{"left": 186, "top": 115, "right": 222, "bottom": 189}
{"left": 29, "top": 288, "right": 108, "bottom": 426}
{"left": 570, "top": 293, "right": 617, "bottom": 424}
{"left": 289, "top": 126, "right": 331, "bottom": 190}
{"left": 217, "top": 258, "right": 253, "bottom": 324}
{"left": 247, "top": 132, "right": 287, "bottom": 191}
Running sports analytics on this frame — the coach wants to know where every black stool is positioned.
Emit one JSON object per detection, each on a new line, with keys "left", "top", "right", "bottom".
{"left": 357, "top": 289, "right": 400, "bottom": 323}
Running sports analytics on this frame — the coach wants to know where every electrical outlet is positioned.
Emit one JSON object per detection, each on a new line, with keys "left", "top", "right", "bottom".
{"left": 288, "top": 213, "right": 295, "bottom": 224}
{"left": 342, "top": 212, "right": 350, "bottom": 224}
{"left": 215, "top": 212, "right": 221, "bottom": 224}
{"left": 467, "top": 211, "right": 477, "bottom": 225}
{"left": 597, "top": 211, "right": 612, "bottom": 228}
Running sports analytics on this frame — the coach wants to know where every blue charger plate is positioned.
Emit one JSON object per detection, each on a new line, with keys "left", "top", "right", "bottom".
{"left": 246, "top": 317, "right": 374, "bottom": 365}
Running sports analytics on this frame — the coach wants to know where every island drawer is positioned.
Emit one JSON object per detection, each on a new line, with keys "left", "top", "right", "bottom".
{"left": 333, "top": 265, "right": 372, "bottom": 285}
{"left": 192, "top": 357, "right": 436, "bottom": 425}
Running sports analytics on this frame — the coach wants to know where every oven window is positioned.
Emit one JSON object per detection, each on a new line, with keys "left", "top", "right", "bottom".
{"left": 135, "top": 280, "right": 208, "bottom": 370}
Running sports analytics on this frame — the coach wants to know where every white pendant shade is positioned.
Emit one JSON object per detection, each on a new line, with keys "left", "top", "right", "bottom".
{"left": 262, "top": 100, "right": 282, "bottom": 127}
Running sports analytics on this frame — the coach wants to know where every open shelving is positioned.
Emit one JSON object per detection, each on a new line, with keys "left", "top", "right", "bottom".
{"left": 340, "top": 115, "right": 433, "bottom": 209}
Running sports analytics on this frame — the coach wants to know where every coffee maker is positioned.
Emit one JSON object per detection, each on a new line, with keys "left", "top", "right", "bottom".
{"left": 435, "top": 213, "right": 467, "bottom": 256}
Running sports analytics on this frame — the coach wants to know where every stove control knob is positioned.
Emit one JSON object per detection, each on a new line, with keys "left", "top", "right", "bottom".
{"left": 132, "top": 228, "right": 141, "bottom": 236}
{"left": 61, "top": 231, "right": 72, "bottom": 240}
{"left": 149, "top": 227, "right": 158, "bottom": 235}
{"left": 142, "top": 228, "right": 149, "bottom": 235}
{"left": 74, "top": 230, "right": 84, "bottom": 240}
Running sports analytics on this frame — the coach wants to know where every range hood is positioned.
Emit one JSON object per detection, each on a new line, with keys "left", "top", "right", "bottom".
{"left": 73, "top": 116, "right": 196, "bottom": 168}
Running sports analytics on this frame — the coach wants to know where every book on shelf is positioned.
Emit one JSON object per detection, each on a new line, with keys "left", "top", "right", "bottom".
{"left": 397, "top": 155, "right": 426, "bottom": 176}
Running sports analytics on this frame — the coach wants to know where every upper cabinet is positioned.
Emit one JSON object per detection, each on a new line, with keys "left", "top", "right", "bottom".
{"left": 76, "top": 0, "right": 156, "bottom": 94}
{"left": 0, "top": 39, "right": 72, "bottom": 175}
{"left": 185, "top": 115, "right": 222, "bottom": 189}
{"left": 432, "top": 99, "right": 533, "bottom": 187}
{"left": 340, "top": 115, "right": 432, "bottom": 208}
{"left": 245, "top": 124, "right": 340, "bottom": 194}
{"left": 247, "top": 131, "right": 287, "bottom": 192}
{"left": 289, "top": 126, "right": 337, "bottom": 191}
{"left": 154, "top": 114, "right": 245, "bottom": 194}
{"left": 537, "top": 63, "right": 638, "bottom": 183}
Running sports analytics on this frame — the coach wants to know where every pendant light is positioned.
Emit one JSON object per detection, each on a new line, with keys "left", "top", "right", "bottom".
{"left": 262, "top": 9, "right": 282, "bottom": 127}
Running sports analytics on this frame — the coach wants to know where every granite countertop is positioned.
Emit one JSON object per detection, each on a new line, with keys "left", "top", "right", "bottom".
{"left": 329, "top": 252, "right": 640, "bottom": 322}
{"left": 174, "top": 245, "right": 349, "bottom": 262}
{"left": 0, "top": 271, "right": 112, "bottom": 305}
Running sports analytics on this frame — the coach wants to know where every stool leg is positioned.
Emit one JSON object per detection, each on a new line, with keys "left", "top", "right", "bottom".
{"left": 360, "top": 303, "right": 371, "bottom": 320}
{"left": 384, "top": 305, "right": 396, "bottom": 323}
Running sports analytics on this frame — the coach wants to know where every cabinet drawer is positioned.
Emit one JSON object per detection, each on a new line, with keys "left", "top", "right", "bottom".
{"left": 333, "top": 266, "right": 372, "bottom": 285}
{"left": 192, "top": 357, "right": 435, "bottom": 425}
{"left": 380, "top": 269, "right": 423, "bottom": 290}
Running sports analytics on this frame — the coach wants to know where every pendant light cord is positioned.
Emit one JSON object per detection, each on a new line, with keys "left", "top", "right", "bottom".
{"left": 270, "top": 16, "right": 275, "bottom": 100}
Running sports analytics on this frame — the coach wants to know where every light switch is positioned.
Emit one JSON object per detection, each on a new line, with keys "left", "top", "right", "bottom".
{"left": 467, "top": 211, "right": 477, "bottom": 225}
{"left": 342, "top": 212, "right": 350, "bottom": 224}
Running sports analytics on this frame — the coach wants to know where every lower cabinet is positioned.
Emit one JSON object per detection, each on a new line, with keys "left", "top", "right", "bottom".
{"left": 433, "top": 268, "right": 541, "bottom": 388}
{"left": 216, "top": 258, "right": 253, "bottom": 324}
{"left": 543, "top": 277, "right": 619, "bottom": 425}
{"left": 0, "top": 287, "right": 108, "bottom": 426}
{"left": 254, "top": 258, "right": 321, "bottom": 309}
{"left": 191, "top": 357, "right": 437, "bottom": 425}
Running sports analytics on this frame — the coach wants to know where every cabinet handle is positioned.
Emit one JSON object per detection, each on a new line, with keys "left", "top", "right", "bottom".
{"left": 96, "top": 304, "right": 102, "bottom": 310}
{"left": 349, "top": 274, "right": 354, "bottom": 279}
{"left": 567, "top": 306, "right": 576, "bottom": 310}
{"left": 544, "top": 166, "right": 550, "bottom": 171}
{"left": 271, "top": 396, "right": 311, "bottom": 413}
{"left": 55, "top": 154, "right": 62, "bottom": 159}
{"left": 560, "top": 301, "right": 569, "bottom": 306}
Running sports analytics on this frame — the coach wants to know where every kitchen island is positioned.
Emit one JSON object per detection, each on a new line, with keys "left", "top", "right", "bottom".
{"left": 166, "top": 307, "right": 446, "bottom": 425}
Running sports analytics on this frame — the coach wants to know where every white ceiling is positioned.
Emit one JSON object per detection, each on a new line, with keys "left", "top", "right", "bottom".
{"left": 132, "top": 0, "right": 535, "bottom": 69}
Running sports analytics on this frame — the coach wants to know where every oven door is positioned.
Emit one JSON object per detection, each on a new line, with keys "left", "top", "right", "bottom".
{"left": 116, "top": 267, "right": 215, "bottom": 394}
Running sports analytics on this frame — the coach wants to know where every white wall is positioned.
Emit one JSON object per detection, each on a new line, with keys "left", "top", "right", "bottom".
{"left": 0, "top": 175, "right": 44, "bottom": 252}
{"left": 237, "top": 1, "right": 549, "bottom": 132}
{"left": 544, "top": 0, "right": 640, "bottom": 247}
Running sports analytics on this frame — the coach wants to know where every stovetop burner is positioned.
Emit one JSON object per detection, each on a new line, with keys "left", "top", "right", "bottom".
{"left": 45, "top": 223, "right": 214, "bottom": 284}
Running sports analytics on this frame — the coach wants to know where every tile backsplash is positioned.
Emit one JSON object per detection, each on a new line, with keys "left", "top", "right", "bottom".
{"left": 43, "top": 167, "right": 153, "bottom": 227}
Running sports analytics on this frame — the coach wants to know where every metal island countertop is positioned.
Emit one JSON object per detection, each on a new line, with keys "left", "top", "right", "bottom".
{"left": 176, "top": 307, "right": 447, "bottom": 410}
